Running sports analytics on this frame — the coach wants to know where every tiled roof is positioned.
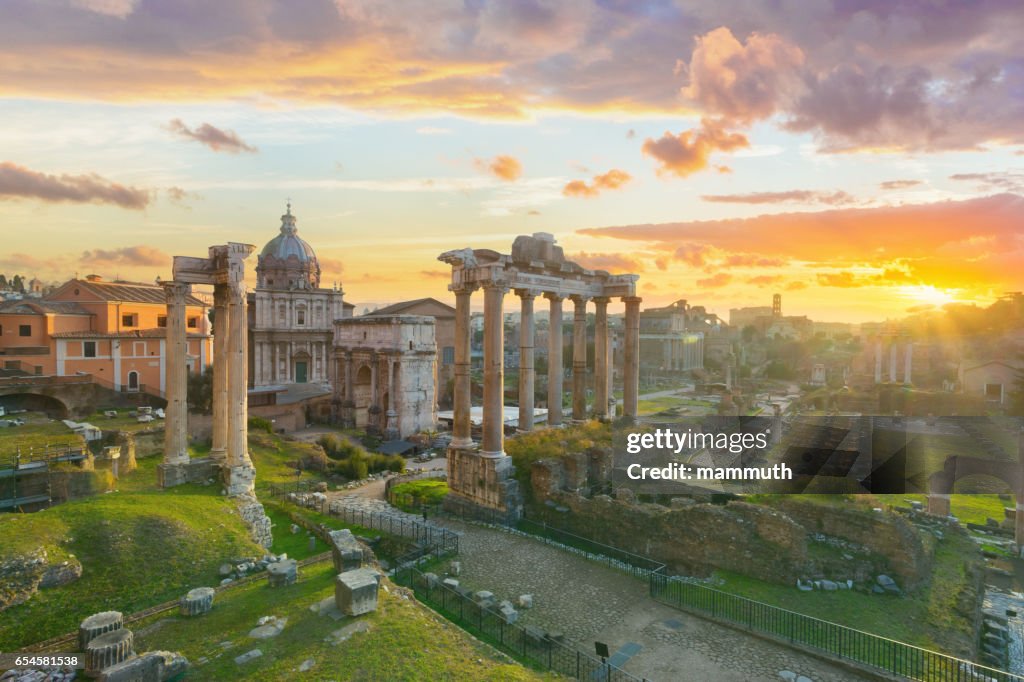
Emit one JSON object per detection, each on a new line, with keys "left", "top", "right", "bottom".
{"left": 51, "top": 279, "right": 208, "bottom": 307}
{"left": 0, "top": 300, "right": 91, "bottom": 315}
{"left": 371, "top": 297, "right": 455, "bottom": 316}
{"left": 51, "top": 328, "right": 210, "bottom": 339}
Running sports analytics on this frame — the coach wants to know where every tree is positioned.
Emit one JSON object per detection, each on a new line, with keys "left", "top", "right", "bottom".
{"left": 0, "top": 274, "right": 7, "bottom": 289}
{"left": 11, "top": 275, "right": 24, "bottom": 293}
{"left": 187, "top": 366, "right": 214, "bottom": 413}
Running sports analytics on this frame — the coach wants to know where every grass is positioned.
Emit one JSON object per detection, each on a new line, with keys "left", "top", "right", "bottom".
{"left": 0, "top": 471, "right": 263, "bottom": 649}
{"left": 390, "top": 479, "right": 448, "bottom": 512}
{"left": 86, "top": 409, "right": 165, "bottom": 434}
{"left": 0, "top": 415, "right": 85, "bottom": 457}
{"left": 247, "top": 430, "right": 329, "bottom": 491}
{"left": 130, "top": 562, "right": 556, "bottom": 681}
{"left": 710, "top": 515, "right": 981, "bottom": 658}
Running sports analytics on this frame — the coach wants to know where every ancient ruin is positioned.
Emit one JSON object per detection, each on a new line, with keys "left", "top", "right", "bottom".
{"left": 438, "top": 233, "right": 640, "bottom": 519}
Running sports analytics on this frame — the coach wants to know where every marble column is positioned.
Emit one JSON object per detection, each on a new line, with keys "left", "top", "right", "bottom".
{"left": 452, "top": 285, "right": 474, "bottom": 447}
{"left": 162, "top": 281, "right": 190, "bottom": 468}
{"left": 210, "top": 284, "right": 229, "bottom": 463}
{"left": 874, "top": 340, "right": 882, "bottom": 383}
{"left": 889, "top": 342, "right": 898, "bottom": 382}
{"left": 623, "top": 296, "right": 641, "bottom": 422}
{"left": 593, "top": 297, "right": 610, "bottom": 421}
{"left": 516, "top": 290, "right": 536, "bottom": 432}
{"left": 225, "top": 282, "right": 255, "bottom": 495}
{"left": 481, "top": 281, "right": 506, "bottom": 457}
{"left": 571, "top": 295, "right": 588, "bottom": 421}
{"left": 545, "top": 293, "right": 563, "bottom": 426}
{"left": 904, "top": 342, "right": 913, "bottom": 385}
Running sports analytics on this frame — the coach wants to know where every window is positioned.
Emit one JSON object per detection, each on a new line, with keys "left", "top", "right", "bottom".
{"left": 122, "top": 313, "right": 136, "bottom": 327}
{"left": 187, "top": 317, "right": 198, "bottom": 328}
{"left": 0, "top": 324, "right": 3, "bottom": 336}
{"left": 19, "top": 324, "right": 31, "bottom": 337}
{"left": 84, "top": 341, "right": 97, "bottom": 358}
{"left": 442, "top": 346, "right": 455, "bottom": 365}
{"left": 985, "top": 383, "right": 1003, "bottom": 401}
{"left": 127, "top": 371, "right": 139, "bottom": 391}
{"left": 297, "top": 309, "right": 305, "bottom": 325}
{"left": 157, "top": 315, "right": 167, "bottom": 328}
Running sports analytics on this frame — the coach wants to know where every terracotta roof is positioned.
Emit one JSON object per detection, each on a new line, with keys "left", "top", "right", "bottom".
{"left": 51, "top": 328, "right": 210, "bottom": 339}
{"left": 50, "top": 279, "right": 208, "bottom": 307}
{"left": 371, "top": 297, "right": 455, "bottom": 317}
{"left": 0, "top": 300, "right": 91, "bottom": 315}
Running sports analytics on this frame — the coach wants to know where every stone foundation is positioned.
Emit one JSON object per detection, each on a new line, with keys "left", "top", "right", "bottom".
{"left": 235, "top": 495, "right": 273, "bottom": 548}
{"left": 335, "top": 568, "right": 381, "bottom": 616}
{"left": 223, "top": 463, "right": 257, "bottom": 497}
{"left": 157, "top": 457, "right": 217, "bottom": 488}
{"left": 179, "top": 587, "right": 215, "bottom": 616}
{"left": 444, "top": 445, "right": 522, "bottom": 521}
{"left": 329, "top": 529, "right": 364, "bottom": 572}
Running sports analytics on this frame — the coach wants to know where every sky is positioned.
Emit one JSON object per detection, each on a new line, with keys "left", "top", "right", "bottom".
{"left": 1, "top": 0, "right": 1023, "bottom": 323}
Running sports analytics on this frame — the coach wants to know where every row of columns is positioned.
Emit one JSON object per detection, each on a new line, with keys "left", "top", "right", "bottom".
{"left": 253, "top": 339, "right": 329, "bottom": 384}
{"left": 450, "top": 283, "right": 640, "bottom": 457}
{"left": 874, "top": 338, "right": 913, "bottom": 384}
{"left": 163, "top": 279, "right": 253, "bottom": 488}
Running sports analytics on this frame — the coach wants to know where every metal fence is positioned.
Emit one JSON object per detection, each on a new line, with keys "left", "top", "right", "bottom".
{"left": 327, "top": 501, "right": 460, "bottom": 558}
{"left": 650, "top": 575, "right": 1023, "bottom": 682}
{"left": 395, "top": 563, "right": 645, "bottom": 682}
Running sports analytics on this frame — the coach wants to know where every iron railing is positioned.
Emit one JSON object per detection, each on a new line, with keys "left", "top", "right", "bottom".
{"left": 650, "top": 574, "right": 1022, "bottom": 682}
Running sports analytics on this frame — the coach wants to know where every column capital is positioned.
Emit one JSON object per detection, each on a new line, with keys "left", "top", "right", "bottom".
{"left": 480, "top": 280, "right": 509, "bottom": 294}
{"left": 162, "top": 280, "right": 191, "bottom": 302}
{"left": 543, "top": 292, "right": 564, "bottom": 303}
{"left": 568, "top": 294, "right": 590, "bottom": 305}
{"left": 451, "top": 282, "right": 479, "bottom": 295}
{"left": 622, "top": 295, "right": 643, "bottom": 305}
{"left": 513, "top": 288, "right": 539, "bottom": 300}
{"left": 592, "top": 296, "right": 611, "bottom": 306}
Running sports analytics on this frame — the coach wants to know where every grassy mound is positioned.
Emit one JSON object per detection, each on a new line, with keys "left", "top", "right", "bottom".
{"left": 0, "top": 466, "right": 263, "bottom": 649}
{"left": 132, "top": 561, "right": 554, "bottom": 681}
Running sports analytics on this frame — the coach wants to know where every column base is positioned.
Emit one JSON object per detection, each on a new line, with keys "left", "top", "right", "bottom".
{"left": 209, "top": 448, "right": 226, "bottom": 464}
{"left": 445, "top": 444, "right": 522, "bottom": 520}
{"left": 158, "top": 457, "right": 217, "bottom": 488}
{"left": 223, "top": 463, "right": 257, "bottom": 497}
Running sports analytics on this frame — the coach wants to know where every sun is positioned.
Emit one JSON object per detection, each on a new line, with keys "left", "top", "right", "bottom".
{"left": 897, "top": 284, "right": 959, "bottom": 307}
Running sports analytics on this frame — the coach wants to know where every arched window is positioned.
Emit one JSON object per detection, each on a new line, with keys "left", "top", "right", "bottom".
{"left": 127, "top": 370, "right": 139, "bottom": 391}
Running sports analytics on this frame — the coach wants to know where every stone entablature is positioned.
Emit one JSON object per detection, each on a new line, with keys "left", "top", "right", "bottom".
{"left": 332, "top": 315, "right": 437, "bottom": 439}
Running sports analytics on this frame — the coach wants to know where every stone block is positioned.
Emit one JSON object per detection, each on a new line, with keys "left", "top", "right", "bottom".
{"left": 234, "top": 649, "right": 262, "bottom": 665}
{"left": 423, "top": 572, "right": 440, "bottom": 589}
{"left": 179, "top": 587, "right": 215, "bottom": 616}
{"left": 498, "top": 602, "right": 518, "bottom": 624}
{"left": 517, "top": 594, "right": 533, "bottom": 609}
{"left": 335, "top": 568, "right": 381, "bottom": 616}
{"left": 472, "top": 590, "right": 495, "bottom": 608}
{"left": 96, "top": 650, "right": 185, "bottom": 682}
{"left": 329, "top": 529, "right": 364, "bottom": 572}
{"left": 442, "top": 578, "right": 459, "bottom": 589}
{"left": 448, "top": 561, "right": 461, "bottom": 576}
{"left": 267, "top": 559, "right": 298, "bottom": 587}
{"left": 79, "top": 611, "right": 124, "bottom": 650}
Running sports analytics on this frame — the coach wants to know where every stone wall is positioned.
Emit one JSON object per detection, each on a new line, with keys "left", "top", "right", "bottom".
{"left": 236, "top": 496, "right": 274, "bottom": 548}
{"left": 0, "top": 548, "right": 82, "bottom": 612}
{"left": 534, "top": 492, "right": 932, "bottom": 588}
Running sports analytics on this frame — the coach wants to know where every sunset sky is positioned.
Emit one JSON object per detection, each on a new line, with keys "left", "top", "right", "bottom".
{"left": 2, "top": 1, "right": 1023, "bottom": 322}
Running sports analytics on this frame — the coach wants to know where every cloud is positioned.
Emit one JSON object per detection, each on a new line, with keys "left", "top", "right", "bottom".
{"left": 673, "top": 244, "right": 711, "bottom": 268}
{"left": 317, "top": 256, "right": 345, "bottom": 277}
{"left": 642, "top": 119, "right": 748, "bottom": 177}
{"left": 701, "top": 190, "right": 858, "bottom": 206}
{"left": 680, "top": 27, "right": 804, "bottom": 125}
{"left": 696, "top": 273, "right": 732, "bottom": 288}
{"left": 475, "top": 155, "right": 522, "bottom": 182}
{"left": 879, "top": 179, "right": 923, "bottom": 190}
{"left": 578, "top": 193, "right": 1024, "bottom": 295}
{"left": 166, "top": 119, "right": 257, "bottom": 154}
{"left": 0, "top": 252, "right": 51, "bottom": 271}
{"left": 949, "top": 172, "right": 1024, "bottom": 193}
{"left": 816, "top": 272, "right": 859, "bottom": 288}
{"left": 785, "top": 281, "right": 807, "bottom": 291}
{"left": 80, "top": 245, "right": 168, "bottom": 267}
{"left": 568, "top": 251, "right": 643, "bottom": 272}
{"left": 0, "top": 161, "right": 150, "bottom": 209}
{"left": 747, "top": 275, "right": 784, "bottom": 286}
{"left": 416, "top": 126, "right": 452, "bottom": 135}
{"left": 562, "top": 169, "right": 632, "bottom": 198}
{"left": 722, "top": 254, "right": 786, "bottom": 268}
{"left": 418, "top": 269, "right": 451, "bottom": 279}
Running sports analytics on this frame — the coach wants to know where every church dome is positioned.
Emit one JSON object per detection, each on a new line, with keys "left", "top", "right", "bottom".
{"left": 256, "top": 204, "right": 321, "bottom": 289}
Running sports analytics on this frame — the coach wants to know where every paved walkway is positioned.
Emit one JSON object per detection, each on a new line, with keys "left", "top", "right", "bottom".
{"left": 433, "top": 519, "right": 870, "bottom": 682}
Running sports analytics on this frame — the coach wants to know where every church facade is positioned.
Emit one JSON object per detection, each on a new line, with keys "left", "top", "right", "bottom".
{"left": 248, "top": 205, "right": 352, "bottom": 388}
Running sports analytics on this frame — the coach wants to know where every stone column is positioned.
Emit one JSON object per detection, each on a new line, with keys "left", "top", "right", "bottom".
{"left": 593, "top": 297, "right": 610, "bottom": 421}
{"left": 889, "top": 341, "right": 898, "bottom": 382}
{"left": 162, "top": 281, "right": 190, "bottom": 468}
{"left": 516, "top": 290, "right": 536, "bottom": 432}
{"left": 452, "top": 285, "right": 474, "bottom": 447}
{"left": 904, "top": 342, "right": 913, "bottom": 385}
{"left": 481, "top": 281, "right": 506, "bottom": 457}
{"left": 874, "top": 340, "right": 882, "bottom": 383}
{"left": 224, "top": 282, "right": 255, "bottom": 496}
{"left": 210, "top": 284, "right": 229, "bottom": 463}
{"left": 623, "top": 296, "right": 641, "bottom": 422}
{"left": 571, "top": 295, "right": 589, "bottom": 421}
{"left": 545, "top": 293, "right": 563, "bottom": 426}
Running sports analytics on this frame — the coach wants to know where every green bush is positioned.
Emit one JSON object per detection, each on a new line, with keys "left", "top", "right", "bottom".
{"left": 248, "top": 416, "right": 274, "bottom": 434}
{"left": 317, "top": 433, "right": 366, "bottom": 460}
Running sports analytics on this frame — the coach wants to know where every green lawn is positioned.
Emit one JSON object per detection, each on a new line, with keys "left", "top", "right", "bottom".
{"left": 130, "top": 562, "right": 556, "bottom": 681}
{"left": 390, "top": 479, "right": 448, "bottom": 512}
{"left": 0, "top": 416, "right": 84, "bottom": 457}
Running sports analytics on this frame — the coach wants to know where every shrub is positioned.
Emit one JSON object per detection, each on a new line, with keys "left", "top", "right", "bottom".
{"left": 248, "top": 416, "right": 274, "bottom": 434}
{"left": 317, "top": 433, "right": 367, "bottom": 460}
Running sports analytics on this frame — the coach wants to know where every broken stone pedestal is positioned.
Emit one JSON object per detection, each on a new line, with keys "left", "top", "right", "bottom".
{"left": 97, "top": 650, "right": 188, "bottom": 682}
{"left": 79, "top": 610, "right": 124, "bottom": 650}
{"left": 85, "top": 629, "right": 134, "bottom": 676}
{"left": 267, "top": 559, "right": 298, "bottom": 587}
{"left": 329, "top": 529, "right": 364, "bottom": 572}
{"left": 335, "top": 568, "right": 381, "bottom": 616}
{"left": 179, "top": 587, "right": 215, "bottom": 616}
